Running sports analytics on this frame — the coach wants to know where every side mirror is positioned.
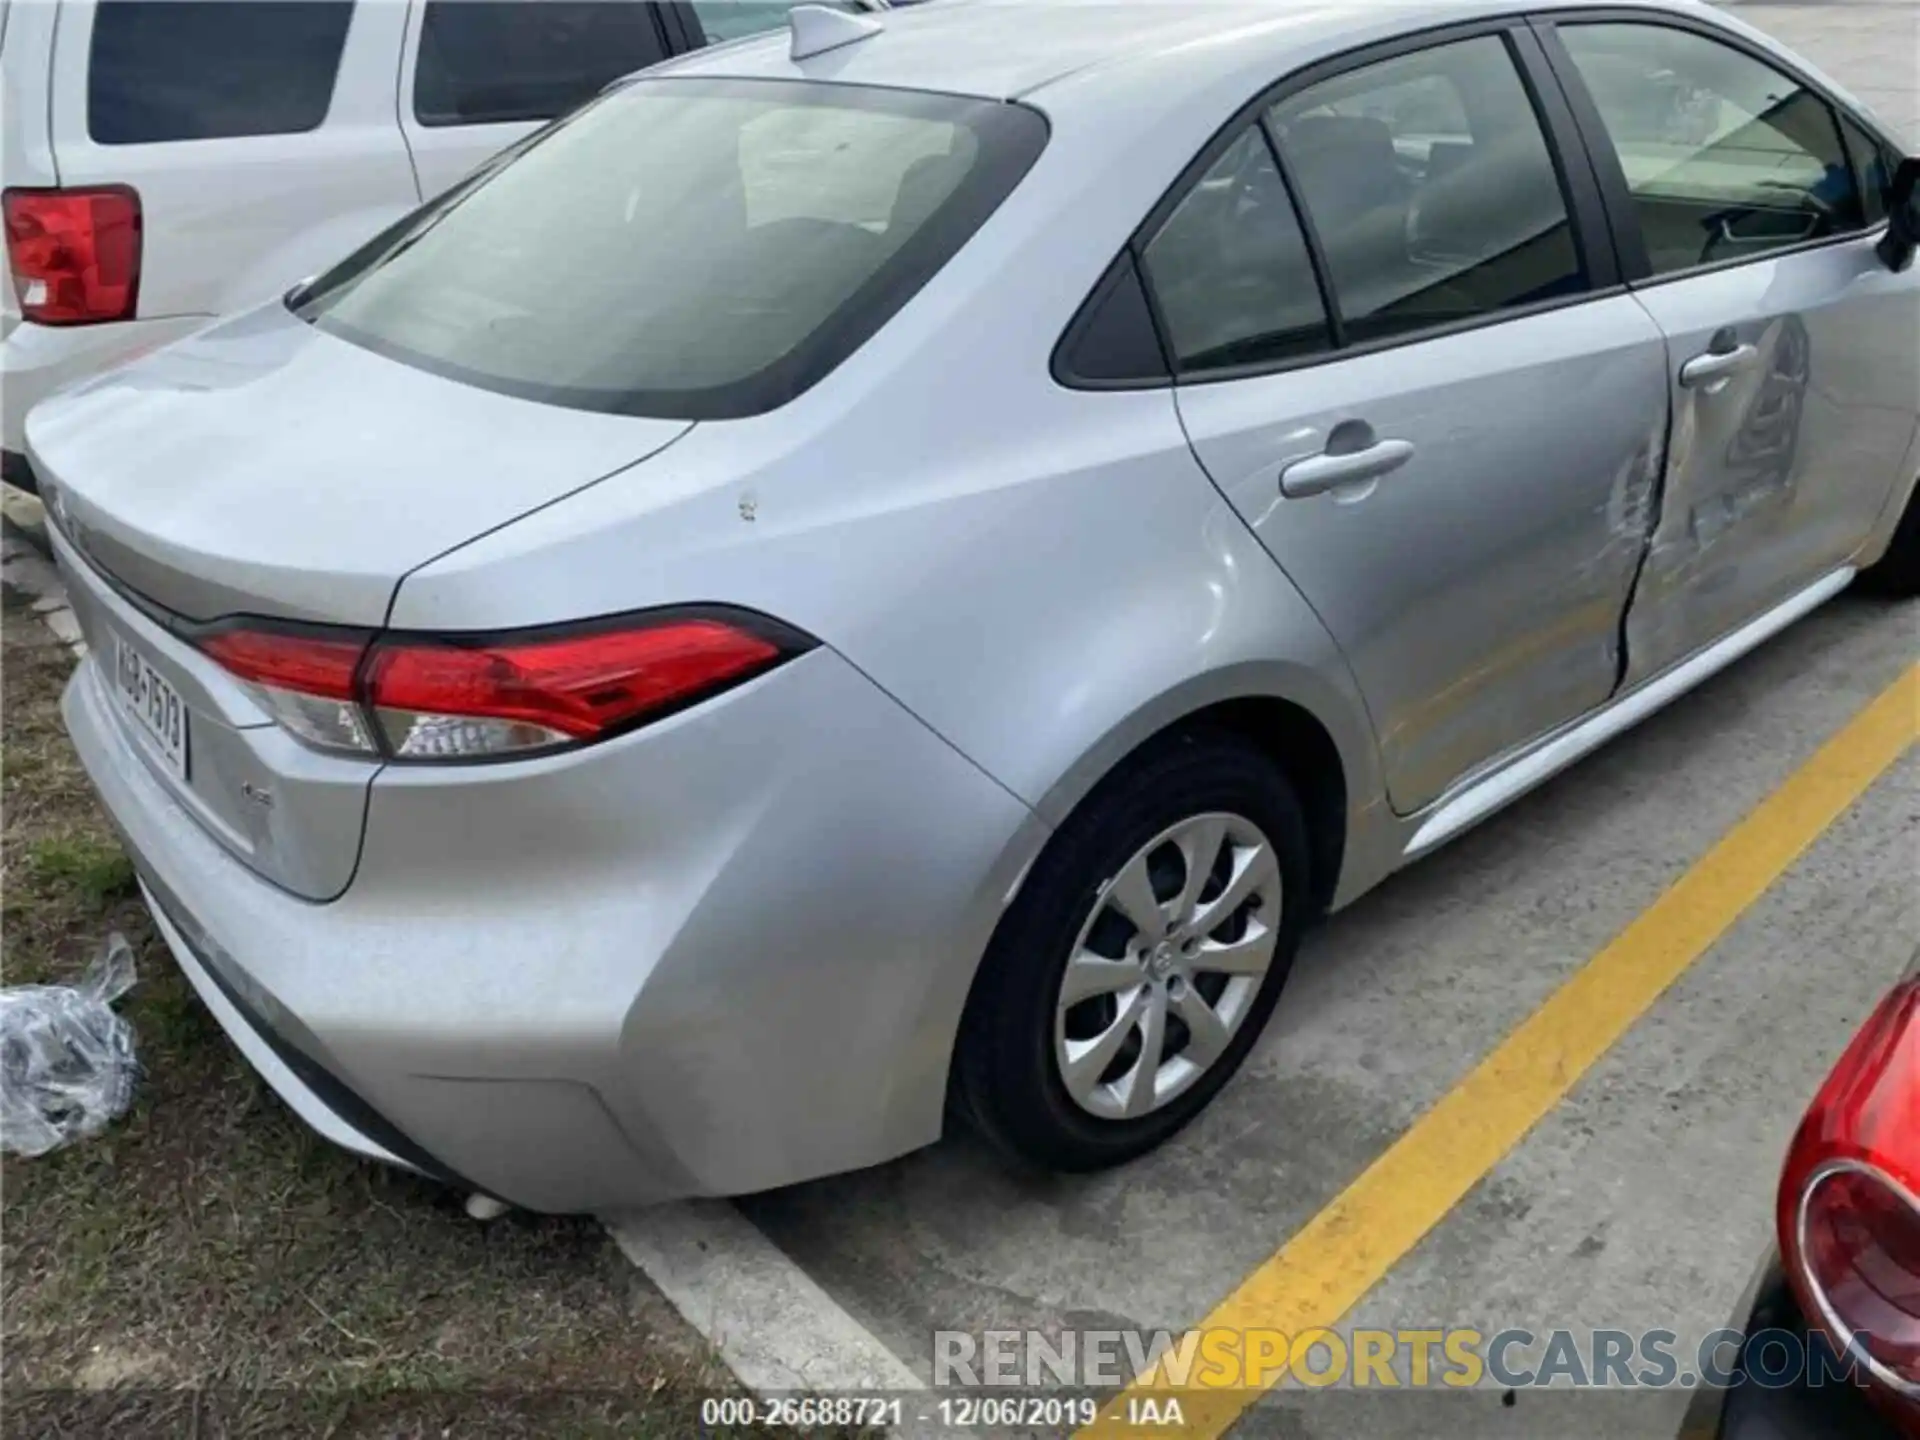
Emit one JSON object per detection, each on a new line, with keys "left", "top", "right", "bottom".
{"left": 1877, "top": 156, "right": 1920, "bottom": 273}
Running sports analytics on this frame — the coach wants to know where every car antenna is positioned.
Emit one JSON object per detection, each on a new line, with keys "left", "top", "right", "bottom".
{"left": 788, "top": 3, "right": 884, "bottom": 61}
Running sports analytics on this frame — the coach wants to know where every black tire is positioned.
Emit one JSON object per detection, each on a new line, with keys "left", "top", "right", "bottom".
{"left": 953, "top": 727, "right": 1312, "bottom": 1172}
{"left": 1857, "top": 479, "right": 1920, "bottom": 598}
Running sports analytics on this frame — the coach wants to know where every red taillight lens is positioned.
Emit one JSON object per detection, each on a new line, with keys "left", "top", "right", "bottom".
{"left": 198, "top": 626, "right": 376, "bottom": 754}
{"left": 1779, "top": 974, "right": 1920, "bottom": 1403}
{"left": 2, "top": 187, "right": 142, "bottom": 325}
{"left": 199, "top": 629, "right": 365, "bottom": 700}
{"left": 194, "top": 611, "right": 806, "bottom": 761}
{"left": 368, "top": 620, "right": 778, "bottom": 739}
{"left": 364, "top": 619, "right": 786, "bottom": 759}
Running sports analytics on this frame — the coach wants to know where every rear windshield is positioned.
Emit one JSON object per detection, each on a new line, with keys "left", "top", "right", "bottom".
{"left": 293, "top": 78, "right": 1047, "bottom": 419}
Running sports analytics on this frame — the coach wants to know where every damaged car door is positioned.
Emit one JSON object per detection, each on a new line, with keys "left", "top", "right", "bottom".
{"left": 1161, "top": 27, "right": 1671, "bottom": 814}
{"left": 1548, "top": 16, "right": 1920, "bottom": 682}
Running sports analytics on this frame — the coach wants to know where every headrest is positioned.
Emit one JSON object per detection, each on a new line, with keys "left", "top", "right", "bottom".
{"left": 1281, "top": 115, "right": 1405, "bottom": 228}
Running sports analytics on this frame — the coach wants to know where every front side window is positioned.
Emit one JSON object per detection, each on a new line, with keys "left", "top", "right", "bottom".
{"left": 296, "top": 79, "right": 1047, "bottom": 418}
{"left": 89, "top": 0, "right": 353, "bottom": 144}
{"left": 1268, "top": 35, "right": 1586, "bottom": 345}
{"left": 414, "top": 1, "right": 670, "bottom": 127}
{"left": 1139, "top": 127, "right": 1331, "bottom": 374}
{"left": 1559, "top": 23, "right": 1863, "bottom": 277}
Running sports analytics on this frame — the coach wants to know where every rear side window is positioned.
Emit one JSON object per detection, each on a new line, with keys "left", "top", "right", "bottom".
{"left": 1268, "top": 35, "right": 1586, "bottom": 345}
{"left": 1055, "top": 252, "right": 1169, "bottom": 385}
{"left": 296, "top": 79, "right": 1048, "bottom": 419}
{"left": 415, "top": 1, "right": 670, "bottom": 127}
{"left": 1139, "top": 127, "right": 1331, "bottom": 374}
{"left": 88, "top": 0, "right": 353, "bottom": 144}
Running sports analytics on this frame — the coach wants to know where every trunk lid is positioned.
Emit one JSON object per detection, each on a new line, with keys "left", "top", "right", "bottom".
{"left": 26, "top": 300, "right": 692, "bottom": 624}
{"left": 34, "top": 301, "right": 691, "bottom": 900}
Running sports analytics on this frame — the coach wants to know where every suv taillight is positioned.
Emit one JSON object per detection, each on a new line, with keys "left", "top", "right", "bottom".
{"left": 195, "top": 609, "right": 813, "bottom": 762}
{"left": 2, "top": 186, "right": 143, "bottom": 325}
{"left": 1778, "top": 973, "right": 1920, "bottom": 1407}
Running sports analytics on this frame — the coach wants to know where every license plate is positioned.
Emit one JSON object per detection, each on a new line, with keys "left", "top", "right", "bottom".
{"left": 112, "top": 632, "right": 189, "bottom": 782}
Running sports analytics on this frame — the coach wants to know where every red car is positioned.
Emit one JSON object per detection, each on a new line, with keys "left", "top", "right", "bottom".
{"left": 1689, "top": 962, "right": 1918, "bottom": 1438}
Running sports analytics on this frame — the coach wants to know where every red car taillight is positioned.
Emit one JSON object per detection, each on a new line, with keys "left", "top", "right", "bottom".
{"left": 198, "top": 627, "right": 377, "bottom": 754}
{"left": 2, "top": 186, "right": 142, "bottom": 325}
{"left": 1778, "top": 974, "right": 1920, "bottom": 1407}
{"left": 363, "top": 618, "right": 787, "bottom": 759}
{"left": 195, "top": 610, "right": 810, "bottom": 762}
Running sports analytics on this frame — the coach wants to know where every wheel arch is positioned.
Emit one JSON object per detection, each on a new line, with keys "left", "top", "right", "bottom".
{"left": 943, "top": 671, "right": 1372, "bottom": 1161}
{"left": 931, "top": 667, "right": 1393, "bottom": 1147}
{"left": 1181, "top": 695, "right": 1348, "bottom": 919}
{"left": 1027, "top": 661, "right": 1383, "bottom": 922}
{"left": 1854, "top": 424, "right": 1920, "bottom": 586}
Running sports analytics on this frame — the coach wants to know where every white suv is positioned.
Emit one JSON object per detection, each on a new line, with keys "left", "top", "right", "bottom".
{"left": 0, "top": 0, "right": 818, "bottom": 490}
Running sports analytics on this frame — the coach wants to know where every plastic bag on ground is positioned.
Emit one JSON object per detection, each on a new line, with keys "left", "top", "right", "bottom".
{"left": 0, "top": 932, "right": 139, "bottom": 1156}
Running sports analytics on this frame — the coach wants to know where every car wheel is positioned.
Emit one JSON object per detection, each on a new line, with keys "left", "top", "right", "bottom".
{"left": 1857, "top": 476, "right": 1920, "bottom": 597}
{"left": 954, "top": 729, "right": 1311, "bottom": 1172}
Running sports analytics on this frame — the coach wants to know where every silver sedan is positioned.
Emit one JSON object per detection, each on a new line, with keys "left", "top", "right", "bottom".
{"left": 31, "top": 0, "right": 1920, "bottom": 1210}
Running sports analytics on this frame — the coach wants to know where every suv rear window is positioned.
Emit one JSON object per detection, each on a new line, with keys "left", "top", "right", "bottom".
{"left": 414, "top": 1, "right": 671, "bottom": 128}
{"left": 687, "top": 2, "right": 800, "bottom": 45}
{"left": 89, "top": 0, "right": 353, "bottom": 144}
{"left": 294, "top": 79, "right": 1047, "bottom": 420}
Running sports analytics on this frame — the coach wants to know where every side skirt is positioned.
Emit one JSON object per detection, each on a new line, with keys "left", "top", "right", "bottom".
{"left": 1402, "top": 566, "right": 1856, "bottom": 860}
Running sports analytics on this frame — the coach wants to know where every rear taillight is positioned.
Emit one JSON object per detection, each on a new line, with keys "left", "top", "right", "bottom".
{"left": 362, "top": 618, "right": 784, "bottom": 759}
{"left": 1779, "top": 974, "right": 1920, "bottom": 1406}
{"left": 198, "top": 627, "right": 376, "bottom": 754}
{"left": 194, "top": 610, "right": 810, "bottom": 762}
{"left": 2, "top": 187, "right": 142, "bottom": 325}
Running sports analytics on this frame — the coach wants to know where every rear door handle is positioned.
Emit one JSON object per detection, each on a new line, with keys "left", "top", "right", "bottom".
{"left": 1280, "top": 437, "right": 1415, "bottom": 499}
{"left": 1678, "top": 343, "right": 1759, "bottom": 389}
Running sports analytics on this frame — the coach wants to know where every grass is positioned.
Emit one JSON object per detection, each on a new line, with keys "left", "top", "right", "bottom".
{"left": 0, "top": 595, "right": 793, "bottom": 1436}
{"left": 24, "top": 835, "right": 136, "bottom": 911}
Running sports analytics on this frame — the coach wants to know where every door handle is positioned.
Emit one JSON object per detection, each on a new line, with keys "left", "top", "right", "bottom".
{"left": 1280, "top": 437, "right": 1415, "bottom": 499}
{"left": 1678, "top": 343, "right": 1759, "bottom": 389}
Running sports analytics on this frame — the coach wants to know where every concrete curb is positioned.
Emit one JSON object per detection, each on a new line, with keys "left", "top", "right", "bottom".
{"left": 1, "top": 481, "right": 51, "bottom": 558}
{"left": 606, "top": 1201, "right": 924, "bottom": 1400}
{"left": 1, "top": 527, "right": 84, "bottom": 657}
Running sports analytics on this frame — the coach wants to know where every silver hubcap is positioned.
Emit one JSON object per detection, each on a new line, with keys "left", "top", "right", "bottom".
{"left": 1053, "top": 812, "right": 1283, "bottom": 1121}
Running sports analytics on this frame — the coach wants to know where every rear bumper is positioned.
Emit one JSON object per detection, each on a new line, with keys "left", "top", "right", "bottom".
{"left": 62, "top": 626, "right": 1041, "bottom": 1211}
{"left": 140, "top": 879, "right": 417, "bottom": 1177}
{"left": 1, "top": 315, "right": 206, "bottom": 453}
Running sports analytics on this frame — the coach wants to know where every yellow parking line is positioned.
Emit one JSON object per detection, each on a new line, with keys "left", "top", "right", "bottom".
{"left": 1083, "top": 662, "right": 1919, "bottom": 1439}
